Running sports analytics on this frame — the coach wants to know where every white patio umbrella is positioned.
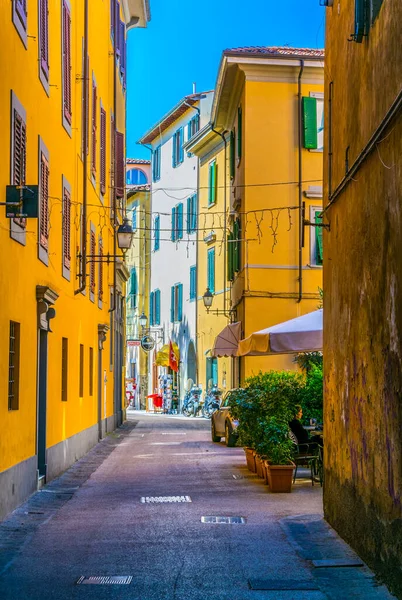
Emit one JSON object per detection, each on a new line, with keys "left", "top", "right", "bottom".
{"left": 237, "top": 309, "right": 323, "bottom": 356}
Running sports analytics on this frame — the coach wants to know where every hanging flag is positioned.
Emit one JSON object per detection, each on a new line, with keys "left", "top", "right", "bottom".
{"left": 169, "top": 340, "right": 179, "bottom": 372}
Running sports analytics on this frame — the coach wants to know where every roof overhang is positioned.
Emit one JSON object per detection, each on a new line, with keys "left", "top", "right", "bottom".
{"left": 138, "top": 97, "right": 198, "bottom": 145}
{"left": 122, "top": 0, "right": 151, "bottom": 29}
{"left": 212, "top": 51, "right": 325, "bottom": 132}
{"left": 184, "top": 123, "right": 223, "bottom": 158}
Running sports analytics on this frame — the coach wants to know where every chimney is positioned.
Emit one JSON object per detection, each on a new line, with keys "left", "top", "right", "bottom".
{"left": 192, "top": 82, "right": 196, "bottom": 94}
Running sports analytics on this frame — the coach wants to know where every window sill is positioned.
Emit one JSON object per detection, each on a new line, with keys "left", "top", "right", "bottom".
{"left": 307, "top": 263, "right": 323, "bottom": 269}
{"left": 207, "top": 202, "right": 216, "bottom": 209}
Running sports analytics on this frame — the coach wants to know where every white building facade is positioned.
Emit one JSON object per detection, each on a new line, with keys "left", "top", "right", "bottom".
{"left": 139, "top": 92, "right": 213, "bottom": 409}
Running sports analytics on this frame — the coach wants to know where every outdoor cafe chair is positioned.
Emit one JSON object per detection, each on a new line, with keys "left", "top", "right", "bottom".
{"left": 289, "top": 431, "right": 320, "bottom": 486}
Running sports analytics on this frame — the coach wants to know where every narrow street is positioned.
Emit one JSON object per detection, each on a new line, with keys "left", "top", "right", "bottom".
{"left": 0, "top": 414, "right": 394, "bottom": 600}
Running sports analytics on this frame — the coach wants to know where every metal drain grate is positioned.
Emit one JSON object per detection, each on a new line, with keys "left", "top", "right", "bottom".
{"left": 312, "top": 558, "right": 364, "bottom": 568}
{"left": 140, "top": 495, "right": 192, "bottom": 503}
{"left": 249, "top": 579, "right": 319, "bottom": 591}
{"left": 201, "top": 516, "right": 246, "bottom": 524}
{"left": 76, "top": 576, "right": 132, "bottom": 585}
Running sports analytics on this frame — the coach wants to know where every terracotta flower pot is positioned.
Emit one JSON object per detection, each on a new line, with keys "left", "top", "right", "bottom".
{"left": 244, "top": 447, "right": 256, "bottom": 473}
{"left": 266, "top": 462, "right": 295, "bottom": 493}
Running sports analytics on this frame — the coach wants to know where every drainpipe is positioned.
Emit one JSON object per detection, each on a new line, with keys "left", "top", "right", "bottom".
{"left": 297, "top": 60, "right": 305, "bottom": 303}
{"left": 328, "top": 81, "right": 333, "bottom": 198}
{"left": 109, "top": 7, "right": 119, "bottom": 314}
{"left": 75, "top": 0, "right": 89, "bottom": 295}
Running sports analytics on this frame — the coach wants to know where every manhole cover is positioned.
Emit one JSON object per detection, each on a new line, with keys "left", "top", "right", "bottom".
{"left": 249, "top": 579, "right": 319, "bottom": 591}
{"left": 201, "top": 516, "right": 246, "bottom": 524}
{"left": 140, "top": 496, "right": 192, "bottom": 503}
{"left": 76, "top": 576, "right": 132, "bottom": 585}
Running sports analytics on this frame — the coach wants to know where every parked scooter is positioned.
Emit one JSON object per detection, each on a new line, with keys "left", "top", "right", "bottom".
{"left": 202, "top": 384, "right": 222, "bottom": 418}
{"left": 182, "top": 385, "right": 203, "bottom": 417}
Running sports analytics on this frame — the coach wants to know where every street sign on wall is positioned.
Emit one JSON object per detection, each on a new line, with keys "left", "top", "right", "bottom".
{"left": 141, "top": 335, "right": 155, "bottom": 352}
{"left": 127, "top": 340, "right": 141, "bottom": 347}
{"left": 6, "top": 185, "right": 39, "bottom": 218}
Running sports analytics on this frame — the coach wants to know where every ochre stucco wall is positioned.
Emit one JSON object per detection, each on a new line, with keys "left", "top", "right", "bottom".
{"left": 323, "top": 1, "right": 402, "bottom": 596}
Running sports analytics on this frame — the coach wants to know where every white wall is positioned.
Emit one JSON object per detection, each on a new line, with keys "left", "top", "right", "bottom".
{"left": 149, "top": 93, "right": 213, "bottom": 402}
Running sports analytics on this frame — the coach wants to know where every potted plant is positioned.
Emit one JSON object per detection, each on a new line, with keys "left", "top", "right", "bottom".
{"left": 257, "top": 417, "right": 295, "bottom": 492}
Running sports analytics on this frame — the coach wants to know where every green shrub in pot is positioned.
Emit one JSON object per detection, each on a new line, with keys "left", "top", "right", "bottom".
{"left": 255, "top": 417, "right": 294, "bottom": 465}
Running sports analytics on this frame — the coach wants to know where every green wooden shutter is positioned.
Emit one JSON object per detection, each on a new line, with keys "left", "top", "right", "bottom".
{"left": 172, "top": 132, "right": 177, "bottom": 168}
{"left": 230, "top": 131, "right": 235, "bottom": 178}
{"left": 130, "top": 268, "right": 136, "bottom": 296}
{"left": 191, "top": 195, "right": 197, "bottom": 232}
{"left": 227, "top": 231, "right": 234, "bottom": 281}
{"left": 171, "top": 207, "right": 176, "bottom": 241}
{"left": 186, "top": 196, "right": 191, "bottom": 234}
{"left": 177, "top": 203, "right": 183, "bottom": 239}
{"left": 170, "top": 286, "right": 175, "bottom": 322}
{"left": 302, "top": 97, "right": 318, "bottom": 149}
{"left": 212, "top": 358, "right": 218, "bottom": 385}
{"left": 155, "top": 290, "right": 161, "bottom": 325}
{"left": 315, "top": 213, "right": 323, "bottom": 265}
{"left": 190, "top": 266, "right": 196, "bottom": 300}
{"left": 177, "top": 284, "right": 183, "bottom": 321}
{"left": 237, "top": 107, "right": 242, "bottom": 160}
{"left": 208, "top": 160, "right": 217, "bottom": 205}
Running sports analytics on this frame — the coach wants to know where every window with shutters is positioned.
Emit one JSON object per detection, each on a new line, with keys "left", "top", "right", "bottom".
{"left": 62, "top": 179, "right": 71, "bottom": 279}
{"left": 8, "top": 321, "right": 21, "bottom": 411}
{"left": 170, "top": 284, "right": 183, "bottom": 322}
{"left": 13, "top": 0, "right": 27, "bottom": 46}
{"left": 302, "top": 94, "right": 324, "bottom": 151}
{"left": 90, "top": 228, "right": 96, "bottom": 300}
{"left": 171, "top": 203, "right": 183, "bottom": 241}
{"left": 61, "top": 338, "right": 68, "bottom": 402}
{"left": 110, "top": 114, "right": 115, "bottom": 219}
{"left": 150, "top": 289, "right": 161, "bottom": 326}
{"left": 227, "top": 220, "right": 241, "bottom": 282}
{"left": 91, "top": 76, "right": 97, "bottom": 180}
{"left": 39, "top": 0, "right": 49, "bottom": 90}
{"left": 62, "top": 1, "right": 72, "bottom": 131}
{"left": 79, "top": 344, "right": 84, "bottom": 397}
{"left": 89, "top": 347, "right": 94, "bottom": 396}
{"left": 39, "top": 151, "right": 49, "bottom": 252}
{"left": 100, "top": 106, "right": 106, "bottom": 195}
{"left": 119, "top": 20, "right": 126, "bottom": 88}
{"left": 129, "top": 268, "right": 137, "bottom": 309}
{"left": 153, "top": 145, "right": 161, "bottom": 182}
{"left": 230, "top": 131, "right": 235, "bottom": 179}
{"left": 310, "top": 207, "right": 323, "bottom": 267}
{"left": 132, "top": 208, "right": 137, "bottom": 231}
{"left": 190, "top": 266, "right": 196, "bottom": 301}
{"left": 154, "top": 215, "right": 160, "bottom": 251}
{"left": 115, "top": 130, "right": 125, "bottom": 199}
{"left": 172, "top": 128, "right": 184, "bottom": 167}
{"left": 208, "top": 160, "right": 217, "bottom": 206}
{"left": 187, "top": 195, "right": 197, "bottom": 234}
{"left": 187, "top": 115, "right": 200, "bottom": 140}
{"left": 11, "top": 102, "right": 27, "bottom": 232}
{"left": 207, "top": 248, "right": 215, "bottom": 294}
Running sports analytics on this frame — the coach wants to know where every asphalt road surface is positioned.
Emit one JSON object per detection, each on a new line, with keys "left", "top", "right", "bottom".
{"left": 0, "top": 412, "right": 395, "bottom": 600}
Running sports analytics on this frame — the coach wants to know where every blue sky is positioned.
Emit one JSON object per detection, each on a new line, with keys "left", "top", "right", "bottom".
{"left": 126, "top": 0, "right": 325, "bottom": 160}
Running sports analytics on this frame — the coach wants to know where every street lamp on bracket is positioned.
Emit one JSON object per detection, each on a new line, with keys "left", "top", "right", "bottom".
{"left": 202, "top": 287, "right": 236, "bottom": 320}
{"left": 77, "top": 217, "right": 135, "bottom": 265}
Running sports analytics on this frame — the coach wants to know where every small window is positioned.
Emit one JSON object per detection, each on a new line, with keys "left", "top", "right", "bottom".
{"left": 11, "top": 99, "right": 27, "bottom": 232}
{"left": 61, "top": 338, "right": 68, "bottom": 401}
{"left": 302, "top": 95, "right": 324, "bottom": 152}
{"left": 187, "top": 195, "right": 197, "bottom": 234}
{"left": 170, "top": 284, "right": 183, "bottom": 322}
{"left": 79, "top": 344, "right": 84, "bottom": 397}
{"left": 208, "top": 160, "right": 217, "bottom": 206}
{"left": 171, "top": 203, "right": 183, "bottom": 241}
{"left": 39, "top": 0, "right": 49, "bottom": 90}
{"left": 310, "top": 207, "right": 323, "bottom": 267}
{"left": 13, "top": 0, "right": 28, "bottom": 47}
{"left": 172, "top": 128, "right": 184, "bottom": 167}
{"left": 8, "top": 321, "right": 20, "bottom": 411}
{"left": 153, "top": 145, "right": 161, "bottom": 182}
{"left": 62, "top": 1, "right": 72, "bottom": 131}
{"left": 100, "top": 106, "right": 106, "bottom": 195}
{"left": 89, "top": 347, "right": 94, "bottom": 396}
{"left": 91, "top": 75, "right": 97, "bottom": 179}
{"left": 39, "top": 150, "right": 49, "bottom": 251}
{"left": 98, "top": 238, "right": 103, "bottom": 305}
{"left": 188, "top": 114, "right": 200, "bottom": 140}
{"left": 150, "top": 290, "right": 161, "bottom": 326}
{"left": 62, "top": 183, "right": 71, "bottom": 275}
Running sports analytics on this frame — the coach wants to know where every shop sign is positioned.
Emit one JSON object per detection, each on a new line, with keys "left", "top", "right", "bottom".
{"left": 141, "top": 335, "right": 155, "bottom": 352}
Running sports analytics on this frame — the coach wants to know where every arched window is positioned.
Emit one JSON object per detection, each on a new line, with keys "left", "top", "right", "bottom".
{"left": 126, "top": 168, "right": 147, "bottom": 185}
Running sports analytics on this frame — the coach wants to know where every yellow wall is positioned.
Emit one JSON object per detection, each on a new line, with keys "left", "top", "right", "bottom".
{"left": 0, "top": 0, "right": 127, "bottom": 472}
{"left": 196, "top": 141, "right": 233, "bottom": 394}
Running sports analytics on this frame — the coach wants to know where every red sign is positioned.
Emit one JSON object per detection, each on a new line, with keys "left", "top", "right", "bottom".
{"left": 127, "top": 340, "right": 141, "bottom": 347}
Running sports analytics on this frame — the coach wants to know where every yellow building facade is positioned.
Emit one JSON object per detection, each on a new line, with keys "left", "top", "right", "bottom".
{"left": 186, "top": 128, "right": 233, "bottom": 394}
{"left": 125, "top": 159, "right": 151, "bottom": 409}
{"left": 0, "top": 0, "right": 150, "bottom": 520}
{"left": 193, "top": 47, "right": 324, "bottom": 385}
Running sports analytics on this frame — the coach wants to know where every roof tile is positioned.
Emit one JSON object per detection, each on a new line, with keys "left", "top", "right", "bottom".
{"left": 224, "top": 46, "right": 324, "bottom": 58}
